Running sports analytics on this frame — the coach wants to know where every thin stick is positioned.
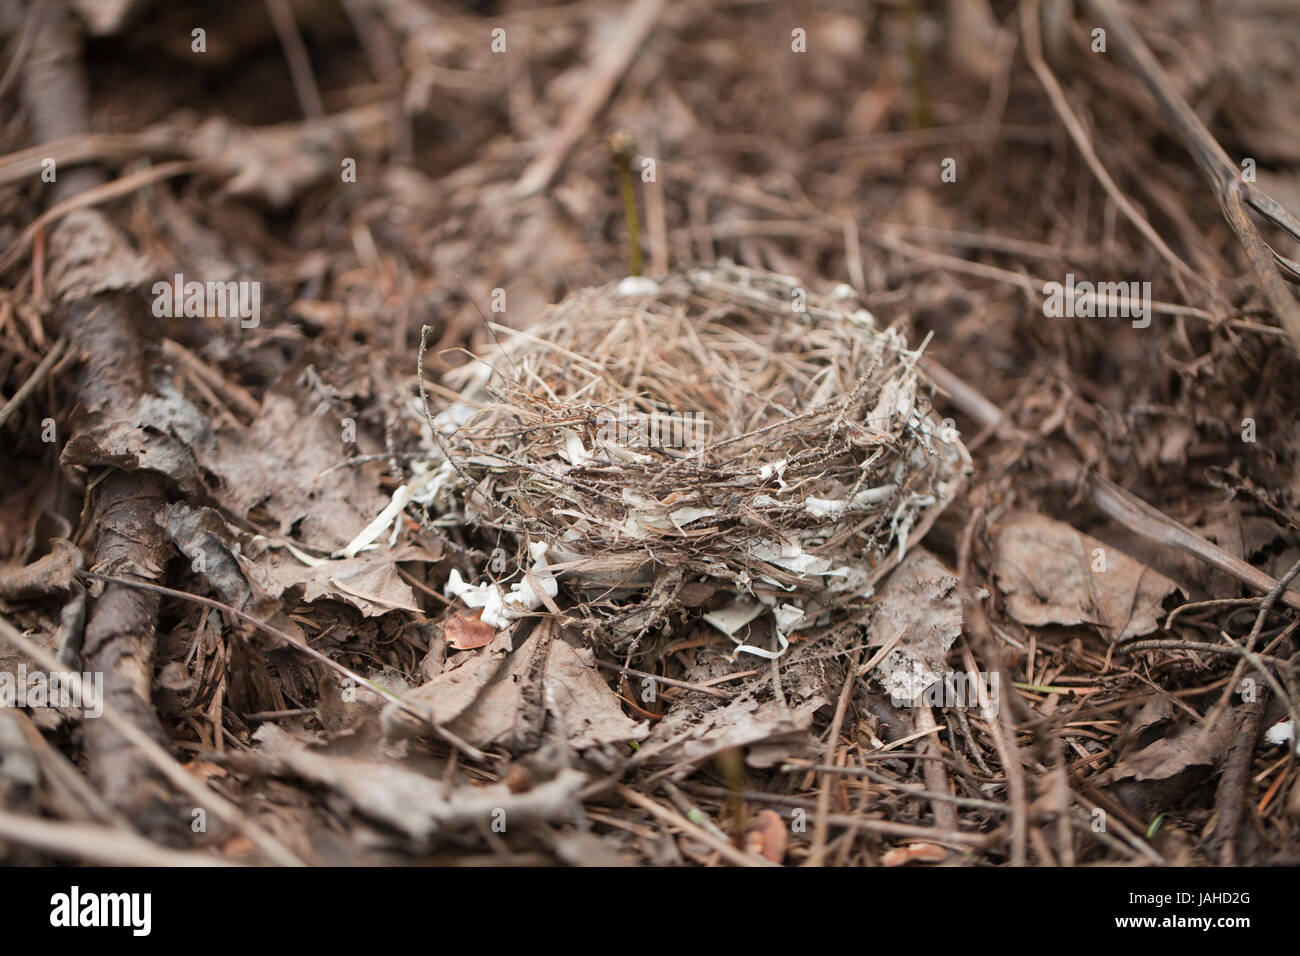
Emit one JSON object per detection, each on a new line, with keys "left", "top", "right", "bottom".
{"left": 681, "top": 784, "right": 1000, "bottom": 848}
{"left": 0, "top": 615, "right": 305, "bottom": 866}
{"left": 616, "top": 784, "right": 773, "bottom": 867}
{"left": 609, "top": 132, "right": 643, "bottom": 277}
{"left": 0, "top": 810, "right": 242, "bottom": 867}
{"left": 0, "top": 336, "right": 64, "bottom": 430}
{"left": 1078, "top": 0, "right": 1300, "bottom": 356}
{"left": 1119, "top": 639, "right": 1287, "bottom": 667}
{"left": 0, "top": 0, "right": 45, "bottom": 102}
{"left": 513, "top": 0, "right": 666, "bottom": 197}
{"left": 9, "top": 708, "right": 130, "bottom": 827}
{"left": 161, "top": 339, "right": 260, "bottom": 420}
{"left": 809, "top": 763, "right": 1008, "bottom": 813}
{"left": 914, "top": 703, "right": 957, "bottom": 831}
{"left": 958, "top": 508, "right": 1029, "bottom": 866}
{"left": 0, "top": 131, "right": 180, "bottom": 188}
{"left": 592, "top": 659, "right": 731, "bottom": 699}
{"left": 807, "top": 658, "right": 859, "bottom": 867}
{"left": 921, "top": 356, "right": 1300, "bottom": 610}
{"left": 0, "top": 159, "right": 204, "bottom": 275}
{"left": 1020, "top": 0, "right": 1197, "bottom": 284}
{"left": 78, "top": 570, "right": 487, "bottom": 762}
{"left": 265, "top": 0, "right": 326, "bottom": 120}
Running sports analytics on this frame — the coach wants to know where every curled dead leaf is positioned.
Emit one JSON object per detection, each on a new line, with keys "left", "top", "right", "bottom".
{"left": 881, "top": 842, "right": 948, "bottom": 866}
{"left": 742, "top": 808, "right": 788, "bottom": 863}
{"left": 444, "top": 611, "right": 497, "bottom": 650}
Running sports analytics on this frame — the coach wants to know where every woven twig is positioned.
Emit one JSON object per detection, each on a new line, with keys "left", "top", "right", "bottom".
{"left": 432, "top": 264, "right": 969, "bottom": 647}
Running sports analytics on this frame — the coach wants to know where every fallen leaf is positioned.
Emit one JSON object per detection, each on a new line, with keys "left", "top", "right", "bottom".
{"left": 637, "top": 693, "right": 824, "bottom": 770}
{"left": 268, "top": 551, "right": 423, "bottom": 617}
{"left": 445, "top": 612, "right": 496, "bottom": 650}
{"left": 63, "top": 373, "right": 389, "bottom": 553}
{"left": 254, "top": 724, "right": 586, "bottom": 843}
{"left": 210, "top": 392, "right": 388, "bottom": 552}
{"left": 881, "top": 842, "right": 948, "bottom": 866}
{"left": 0, "top": 539, "right": 82, "bottom": 599}
{"left": 161, "top": 501, "right": 430, "bottom": 619}
{"left": 157, "top": 502, "right": 281, "bottom": 619}
{"left": 444, "top": 627, "right": 650, "bottom": 752}
{"left": 385, "top": 626, "right": 648, "bottom": 754}
{"left": 1096, "top": 699, "right": 1240, "bottom": 819}
{"left": 869, "top": 547, "right": 962, "bottom": 704}
{"left": 382, "top": 630, "right": 515, "bottom": 741}
{"left": 992, "top": 512, "right": 1178, "bottom": 641}
{"left": 742, "top": 809, "right": 788, "bottom": 863}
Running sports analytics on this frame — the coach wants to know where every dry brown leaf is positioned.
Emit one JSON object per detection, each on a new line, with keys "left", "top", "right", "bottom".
{"left": 869, "top": 547, "right": 962, "bottom": 703}
{"left": 386, "top": 627, "right": 647, "bottom": 753}
{"left": 210, "top": 392, "right": 388, "bottom": 552}
{"left": 264, "top": 551, "right": 424, "bottom": 617}
{"left": 444, "top": 628, "right": 649, "bottom": 753}
{"left": 63, "top": 374, "right": 388, "bottom": 554}
{"left": 881, "top": 842, "right": 948, "bottom": 866}
{"left": 637, "top": 693, "right": 824, "bottom": 770}
{"left": 160, "top": 502, "right": 428, "bottom": 619}
{"left": 1096, "top": 701, "right": 1241, "bottom": 820}
{"left": 445, "top": 612, "right": 496, "bottom": 650}
{"left": 254, "top": 724, "right": 587, "bottom": 843}
{"left": 1098, "top": 701, "right": 1238, "bottom": 788}
{"left": 383, "top": 631, "right": 515, "bottom": 740}
{"left": 992, "top": 512, "right": 1178, "bottom": 641}
{"left": 742, "top": 809, "right": 788, "bottom": 863}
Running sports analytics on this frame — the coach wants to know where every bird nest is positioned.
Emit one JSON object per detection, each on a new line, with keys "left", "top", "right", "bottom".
{"left": 425, "top": 263, "right": 969, "bottom": 655}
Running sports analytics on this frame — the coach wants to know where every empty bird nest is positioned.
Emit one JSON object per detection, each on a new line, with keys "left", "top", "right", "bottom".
{"left": 399, "top": 262, "right": 970, "bottom": 656}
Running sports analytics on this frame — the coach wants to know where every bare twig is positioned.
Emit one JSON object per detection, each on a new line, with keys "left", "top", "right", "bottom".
{"left": 0, "top": 811, "right": 242, "bottom": 867}
{"left": 0, "top": 336, "right": 63, "bottom": 430}
{"left": 79, "top": 569, "right": 489, "bottom": 762}
{"left": 513, "top": 0, "right": 666, "bottom": 197}
{"left": 1077, "top": 0, "right": 1300, "bottom": 356}
{"left": 1020, "top": 0, "right": 1198, "bottom": 285}
{"left": 0, "top": 0, "right": 45, "bottom": 101}
{"left": 957, "top": 506, "right": 1029, "bottom": 866}
{"left": 0, "top": 615, "right": 305, "bottom": 866}
{"left": 0, "top": 159, "right": 204, "bottom": 276}
{"left": 807, "top": 655, "right": 859, "bottom": 867}
{"left": 265, "top": 0, "right": 326, "bottom": 120}
{"left": 592, "top": 659, "right": 732, "bottom": 699}
{"left": 616, "top": 784, "right": 775, "bottom": 867}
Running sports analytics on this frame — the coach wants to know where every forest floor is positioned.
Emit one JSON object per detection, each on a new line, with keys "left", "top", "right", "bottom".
{"left": 1, "top": 0, "right": 1299, "bottom": 866}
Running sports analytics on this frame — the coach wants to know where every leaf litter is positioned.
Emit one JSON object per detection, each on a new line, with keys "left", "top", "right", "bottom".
{"left": 3, "top": 0, "right": 1300, "bottom": 867}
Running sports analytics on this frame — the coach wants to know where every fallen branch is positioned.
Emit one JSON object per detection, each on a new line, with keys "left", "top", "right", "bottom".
{"left": 0, "top": 615, "right": 305, "bottom": 866}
